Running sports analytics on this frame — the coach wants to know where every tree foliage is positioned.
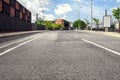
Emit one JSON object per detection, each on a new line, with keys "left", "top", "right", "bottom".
{"left": 35, "top": 19, "right": 64, "bottom": 30}
{"left": 92, "top": 18, "right": 99, "bottom": 30}
{"left": 35, "top": 18, "right": 43, "bottom": 27}
{"left": 44, "top": 21, "right": 53, "bottom": 30}
{"left": 92, "top": 18, "right": 99, "bottom": 24}
{"left": 73, "top": 20, "right": 86, "bottom": 29}
{"left": 113, "top": 8, "right": 120, "bottom": 32}
{"left": 112, "top": 8, "right": 120, "bottom": 21}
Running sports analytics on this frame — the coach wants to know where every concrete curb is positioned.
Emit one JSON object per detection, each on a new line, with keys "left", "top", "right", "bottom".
{"left": 76, "top": 30, "right": 120, "bottom": 38}
{"left": 0, "top": 30, "right": 43, "bottom": 38}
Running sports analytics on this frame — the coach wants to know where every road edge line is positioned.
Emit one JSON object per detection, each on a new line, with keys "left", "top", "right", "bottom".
{"left": 82, "top": 39, "right": 120, "bottom": 56}
{"left": 0, "top": 34, "right": 45, "bottom": 56}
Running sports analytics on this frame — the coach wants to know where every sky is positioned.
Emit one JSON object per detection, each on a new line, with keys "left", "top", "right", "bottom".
{"left": 17, "top": 0, "right": 120, "bottom": 23}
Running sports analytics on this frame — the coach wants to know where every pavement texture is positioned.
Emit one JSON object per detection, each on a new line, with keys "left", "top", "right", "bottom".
{"left": 0, "top": 31, "right": 120, "bottom": 80}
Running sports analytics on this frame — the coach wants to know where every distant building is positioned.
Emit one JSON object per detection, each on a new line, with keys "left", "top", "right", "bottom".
{"left": 87, "top": 22, "right": 104, "bottom": 30}
{"left": 55, "top": 19, "right": 64, "bottom": 25}
{"left": 115, "top": 21, "right": 119, "bottom": 30}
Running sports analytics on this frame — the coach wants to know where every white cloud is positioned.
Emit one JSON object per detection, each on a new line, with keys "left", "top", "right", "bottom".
{"left": 17, "top": 0, "right": 51, "bottom": 23}
{"left": 44, "top": 14, "right": 56, "bottom": 21}
{"left": 116, "top": 0, "right": 120, "bottom": 2}
{"left": 55, "top": 4, "right": 72, "bottom": 15}
{"left": 77, "top": 4, "right": 105, "bottom": 22}
{"left": 74, "top": 0, "right": 83, "bottom": 3}
{"left": 60, "top": 15, "right": 67, "bottom": 20}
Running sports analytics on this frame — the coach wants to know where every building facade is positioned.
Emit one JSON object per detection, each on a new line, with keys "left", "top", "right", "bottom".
{"left": 55, "top": 19, "right": 64, "bottom": 25}
{"left": 0, "top": 0, "right": 33, "bottom": 32}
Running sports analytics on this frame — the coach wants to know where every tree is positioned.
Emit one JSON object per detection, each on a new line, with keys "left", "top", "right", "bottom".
{"left": 64, "top": 20, "right": 70, "bottom": 30}
{"left": 35, "top": 18, "right": 44, "bottom": 28}
{"left": 51, "top": 23, "right": 56, "bottom": 30}
{"left": 44, "top": 21, "right": 53, "bottom": 30}
{"left": 73, "top": 20, "right": 86, "bottom": 30}
{"left": 92, "top": 18, "right": 99, "bottom": 31}
{"left": 112, "top": 7, "right": 120, "bottom": 32}
{"left": 35, "top": 18, "right": 42, "bottom": 27}
{"left": 58, "top": 24, "right": 64, "bottom": 30}
{"left": 49, "top": 23, "right": 64, "bottom": 30}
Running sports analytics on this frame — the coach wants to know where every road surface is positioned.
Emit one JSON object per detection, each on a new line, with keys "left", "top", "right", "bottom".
{"left": 0, "top": 31, "right": 120, "bottom": 80}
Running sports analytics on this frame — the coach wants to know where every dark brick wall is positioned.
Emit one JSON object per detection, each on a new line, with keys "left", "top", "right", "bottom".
{"left": 0, "top": 13, "right": 32, "bottom": 32}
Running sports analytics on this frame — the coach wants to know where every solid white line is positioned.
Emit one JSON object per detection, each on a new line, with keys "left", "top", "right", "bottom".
{"left": 0, "top": 34, "right": 45, "bottom": 56}
{"left": 82, "top": 39, "right": 120, "bottom": 56}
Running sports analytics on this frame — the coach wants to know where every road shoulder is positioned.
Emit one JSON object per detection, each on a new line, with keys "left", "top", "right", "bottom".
{"left": 76, "top": 30, "right": 120, "bottom": 38}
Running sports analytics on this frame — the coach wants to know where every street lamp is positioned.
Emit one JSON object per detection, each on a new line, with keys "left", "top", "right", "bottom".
{"left": 42, "top": 10, "right": 45, "bottom": 22}
{"left": 75, "top": 1, "right": 82, "bottom": 30}
{"left": 91, "top": 0, "right": 93, "bottom": 31}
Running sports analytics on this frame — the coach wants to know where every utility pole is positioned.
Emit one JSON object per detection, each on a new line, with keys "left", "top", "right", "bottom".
{"left": 36, "top": 13, "right": 38, "bottom": 21}
{"left": 75, "top": 1, "right": 81, "bottom": 30}
{"left": 40, "top": 2, "right": 45, "bottom": 24}
{"left": 118, "top": 3, "right": 120, "bottom": 33}
{"left": 42, "top": 10, "right": 45, "bottom": 23}
{"left": 91, "top": 0, "right": 93, "bottom": 31}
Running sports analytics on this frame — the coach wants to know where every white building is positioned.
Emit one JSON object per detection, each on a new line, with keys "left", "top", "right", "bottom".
{"left": 115, "top": 21, "right": 119, "bottom": 30}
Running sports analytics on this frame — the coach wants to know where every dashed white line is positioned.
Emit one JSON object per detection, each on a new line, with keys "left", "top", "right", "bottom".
{"left": 0, "top": 34, "right": 45, "bottom": 56}
{"left": 82, "top": 39, "right": 120, "bottom": 56}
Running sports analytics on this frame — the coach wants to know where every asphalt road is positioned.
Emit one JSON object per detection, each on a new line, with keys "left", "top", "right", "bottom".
{"left": 0, "top": 30, "right": 120, "bottom": 80}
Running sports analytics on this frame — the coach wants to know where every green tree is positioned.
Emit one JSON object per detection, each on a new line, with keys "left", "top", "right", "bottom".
{"left": 58, "top": 24, "right": 64, "bottom": 30}
{"left": 50, "top": 23, "right": 61, "bottom": 30}
{"left": 73, "top": 20, "right": 79, "bottom": 29}
{"left": 44, "top": 21, "right": 53, "bottom": 30}
{"left": 92, "top": 18, "right": 99, "bottom": 31}
{"left": 49, "top": 23, "right": 55, "bottom": 30}
{"left": 35, "top": 18, "right": 44, "bottom": 28}
{"left": 112, "top": 7, "right": 120, "bottom": 32}
{"left": 73, "top": 20, "right": 86, "bottom": 30}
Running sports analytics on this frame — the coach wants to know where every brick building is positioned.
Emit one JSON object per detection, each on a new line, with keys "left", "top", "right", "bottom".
{"left": 0, "top": 0, "right": 34, "bottom": 32}
{"left": 55, "top": 19, "right": 64, "bottom": 25}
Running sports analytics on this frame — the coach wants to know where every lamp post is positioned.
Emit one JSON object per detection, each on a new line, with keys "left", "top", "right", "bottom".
{"left": 42, "top": 10, "right": 45, "bottom": 23}
{"left": 36, "top": 13, "right": 38, "bottom": 21}
{"left": 75, "top": 0, "right": 82, "bottom": 30}
{"left": 91, "top": 0, "right": 93, "bottom": 31}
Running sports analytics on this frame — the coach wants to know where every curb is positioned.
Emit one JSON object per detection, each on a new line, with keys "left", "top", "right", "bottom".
{"left": 0, "top": 30, "right": 43, "bottom": 38}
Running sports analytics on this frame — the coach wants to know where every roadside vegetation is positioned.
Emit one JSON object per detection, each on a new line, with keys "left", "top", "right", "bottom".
{"left": 73, "top": 20, "right": 86, "bottom": 30}
{"left": 35, "top": 7, "right": 120, "bottom": 32}
{"left": 112, "top": 7, "right": 120, "bottom": 32}
{"left": 35, "top": 20, "right": 64, "bottom": 30}
{"left": 92, "top": 18, "right": 99, "bottom": 31}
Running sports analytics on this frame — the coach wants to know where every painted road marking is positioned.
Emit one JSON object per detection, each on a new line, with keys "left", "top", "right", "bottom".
{"left": 82, "top": 39, "right": 120, "bottom": 56}
{"left": 0, "top": 34, "right": 41, "bottom": 49}
{"left": 0, "top": 34, "right": 46, "bottom": 56}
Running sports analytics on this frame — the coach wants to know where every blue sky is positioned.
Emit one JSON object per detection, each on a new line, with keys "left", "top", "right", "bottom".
{"left": 18, "top": 0, "right": 120, "bottom": 23}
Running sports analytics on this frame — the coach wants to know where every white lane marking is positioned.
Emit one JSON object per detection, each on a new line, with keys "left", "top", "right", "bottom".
{"left": 82, "top": 39, "right": 120, "bottom": 56}
{"left": 0, "top": 34, "right": 41, "bottom": 49}
{"left": 0, "top": 34, "right": 45, "bottom": 56}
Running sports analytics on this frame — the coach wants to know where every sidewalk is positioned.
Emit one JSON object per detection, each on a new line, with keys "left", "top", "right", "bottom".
{"left": 77, "top": 30, "right": 120, "bottom": 38}
{"left": 0, "top": 30, "right": 44, "bottom": 38}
